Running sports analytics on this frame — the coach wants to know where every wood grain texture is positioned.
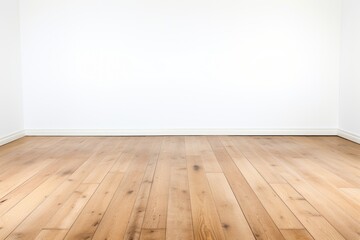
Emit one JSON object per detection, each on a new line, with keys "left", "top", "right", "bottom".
{"left": 280, "top": 229, "right": 314, "bottom": 240}
{"left": 92, "top": 137, "right": 163, "bottom": 240}
{"left": 166, "top": 137, "right": 194, "bottom": 240}
{"left": 207, "top": 173, "right": 255, "bottom": 240}
{"left": 0, "top": 136, "right": 359, "bottom": 240}
{"left": 35, "top": 230, "right": 68, "bottom": 240}
{"left": 186, "top": 155, "right": 225, "bottom": 240}
{"left": 208, "top": 136, "right": 285, "bottom": 240}
{"left": 140, "top": 229, "right": 165, "bottom": 240}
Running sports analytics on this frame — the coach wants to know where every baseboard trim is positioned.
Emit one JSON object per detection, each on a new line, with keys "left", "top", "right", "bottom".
{"left": 338, "top": 129, "right": 360, "bottom": 144}
{"left": 6, "top": 128, "right": 360, "bottom": 145}
{"left": 25, "top": 128, "right": 338, "bottom": 136}
{"left": 0, "top": 130, "right": 25, "bottom": 146}
{"left": 1, "top": 129, "right": 356, "bottom": 145}
{"left": 3, "top": 129, "right": 360, "bottom": 146}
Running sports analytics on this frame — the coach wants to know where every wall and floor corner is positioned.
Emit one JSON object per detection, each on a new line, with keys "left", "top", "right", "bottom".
{"left": 0, "top": 0, "right": 24, "bottom": 145}
{"left": 0, "top": 0, "right": 359, "bottom": 144}
{"left": 339, "top": 0, "right": 360, "bottom": 144}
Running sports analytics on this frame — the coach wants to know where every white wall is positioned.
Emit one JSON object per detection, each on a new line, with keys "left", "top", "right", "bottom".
{"left": 339, "top": 0, "right": 360, "bottom": 141}
{"left": 20, "top": 0, "right": 342, "bottom": 132}
{"left": 0, "top": 0, "right": 24, "bottom": 143}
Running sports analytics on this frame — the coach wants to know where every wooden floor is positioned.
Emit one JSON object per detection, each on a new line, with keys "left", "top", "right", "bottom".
{"left": 0, "top": 136, "right": 359, "bottom": 240}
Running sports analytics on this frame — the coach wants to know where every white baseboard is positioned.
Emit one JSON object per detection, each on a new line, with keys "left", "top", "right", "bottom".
{"left": 25, "top": 128, "right": 338, "bottom": 136}
{"left": 338, "top": 129, "right": 360, "bottom": 144}
{"left": 0, "top": 130, "right": 25, "bottom": 146}
{"left": 4, "top": 129, "right": 360, "bottom": 146}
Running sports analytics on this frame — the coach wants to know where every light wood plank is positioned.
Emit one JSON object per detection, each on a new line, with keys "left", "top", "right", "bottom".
{"left": 186, "top": 155, "right": 225, "bottom": 240}
{"left": 45, "top": 183, "right": 98, "bottom": 229}
{"left": 272, "top": 183, "right": 345, "bottom": 240}
{"left": 219, "top": 137, "right": 303, "bottom": 229}
{"left": 166, "top": 137, "right": 193, "bottom": 240}
{"left": 185, "top": 136, "right": 222, "bottom": 173}
{"left": 207, "top": 137, "right": 285, "bottom": 240}
{"left": 34, "top": 230, "right": 68, "bottom": 240}
{"left": 142, "top": 137, "right": 172, "bottom": 229}
{"left": 0, "top": 143, "right": 90, "bottom": 216}
{"left": 280, "top": 229, "right": 314, "bottom": 240}
{"left": 64, "top": 172, "right": 124, "bottom": 240}
{"left": 0, "top": 138, "right": 102, "bottom": 239}
{"left": 251, "top": 137, "right": 360, "bottom": 240}
{"left": 279, "top": 171, "right": 360, "bottom": 240}
{"left": 140, "top": 229, "right": 166, "bottom": 240}
{"left": 92, "top": 137, "right": 163, "bottom": 240}
{"left": 339, "top": 188, "right": 360, "bottom": 205}
{"left": 123, "top": 138, "right": 162, "bottom": 240}
{"left": 5, "top": 138, "right": 116, "bottom": 240}
{"left": 207, "top": 173, "right": 255, "bottom": 240}
{"left": 228, "top": 136, "right": 287, "bottom": 184}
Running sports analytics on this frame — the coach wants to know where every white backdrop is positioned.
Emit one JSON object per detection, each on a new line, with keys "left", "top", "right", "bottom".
{"left": 20, "top": 0, "right": 341, "bottom": 132}
{"left": 0, "top": 0, "right": 23, "bottom": 142}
